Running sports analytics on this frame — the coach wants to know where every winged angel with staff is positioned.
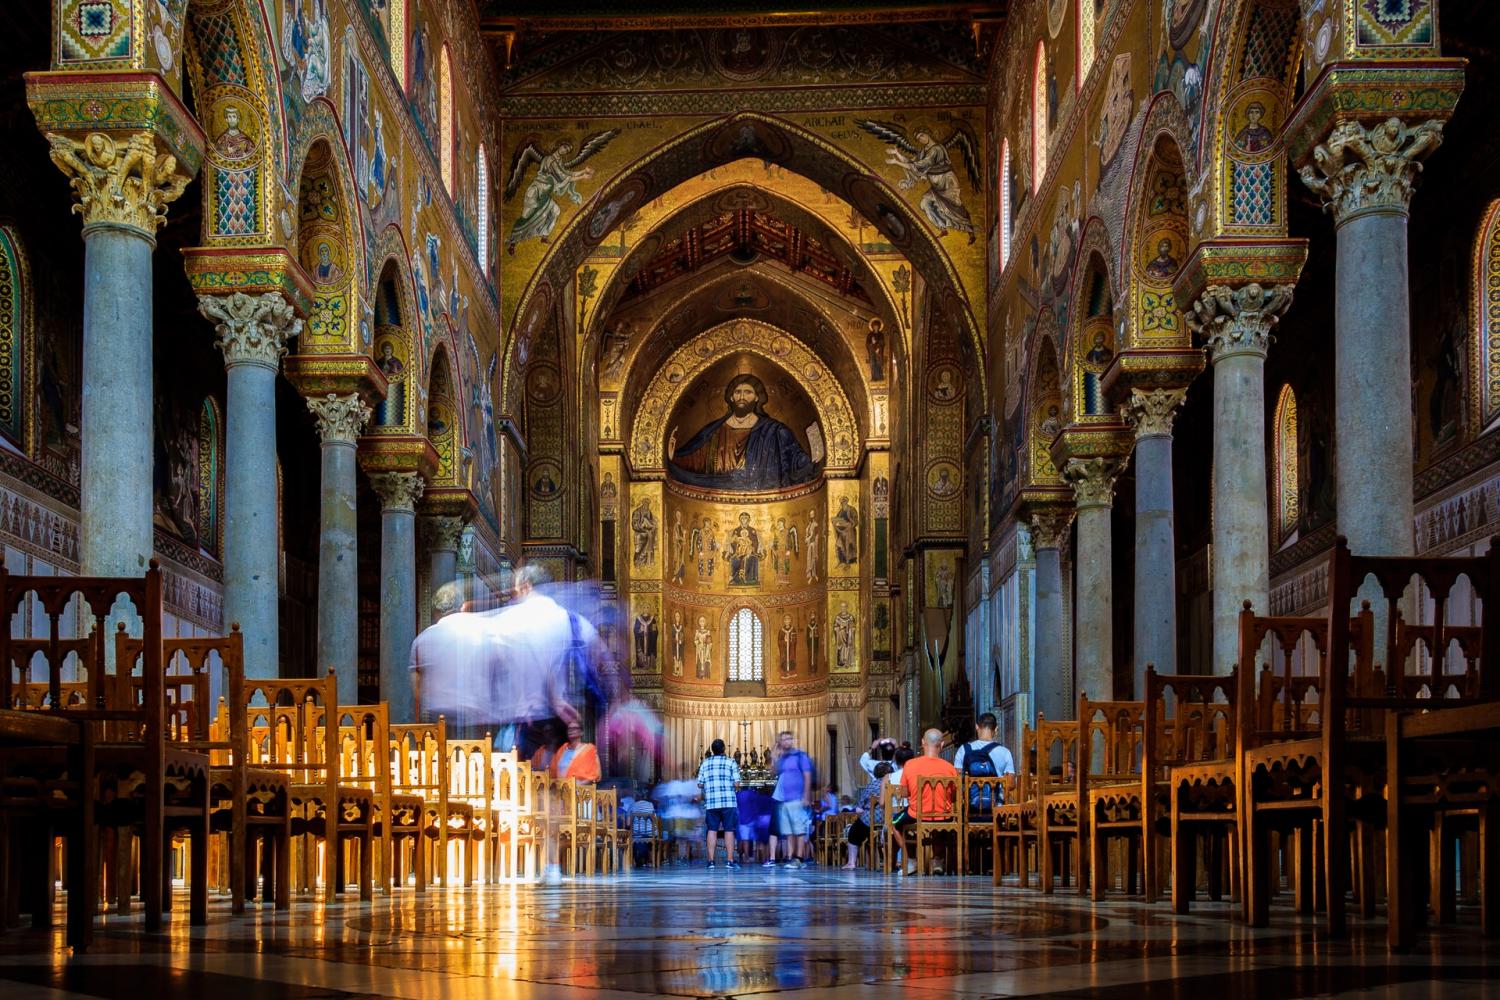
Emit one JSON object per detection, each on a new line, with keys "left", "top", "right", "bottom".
{"left": 855, "top": 120, "right": 980, "bottom": 244}
{"left": 504, "top": 129, "right": 621, "bottom": 255}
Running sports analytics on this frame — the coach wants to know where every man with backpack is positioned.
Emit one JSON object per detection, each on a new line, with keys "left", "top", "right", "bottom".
{"left": 953, "top": 712, "right": 1015, "bottom": 814}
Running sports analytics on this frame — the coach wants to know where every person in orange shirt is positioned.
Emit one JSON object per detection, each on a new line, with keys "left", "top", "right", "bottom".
{"left": 550, "top": 720, "right": 601, "bottom": 783}
{"left": 893, "top": 728, "right": 958, "bottom": 875}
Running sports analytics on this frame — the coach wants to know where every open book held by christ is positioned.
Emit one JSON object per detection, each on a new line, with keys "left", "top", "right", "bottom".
{"left": 667, "top": 374, "right": 820, "bottom": 491}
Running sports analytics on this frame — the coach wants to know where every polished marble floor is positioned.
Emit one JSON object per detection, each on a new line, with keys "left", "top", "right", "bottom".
{"left": 0, "top": 866, "right": 1495, "bottom": 999}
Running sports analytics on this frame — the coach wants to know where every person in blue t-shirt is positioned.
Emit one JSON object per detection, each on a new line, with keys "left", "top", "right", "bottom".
{"left": 764, "top": 731, "right": 814, "bottom": 868}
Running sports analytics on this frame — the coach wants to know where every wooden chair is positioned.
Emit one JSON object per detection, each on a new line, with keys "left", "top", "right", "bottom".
{"left": 391, "top": 719, "right": 472, "bottom": 887}
{"left": 1034, "top": 714, "right": 1082, "bottom": 893}
{"left": 911, "top": 774, "right": 962, "bottom": 875}
{"left": 961, "top": 776, "right": 1007, "bottom": 875}
{"left": 993, "top": 727, "right": 1038, "bottom": 887}
{"left": 554, "top": 777, "right": 586, "bottom": 875}
{"left": 1081, "top": 695, "right": 1146, "bottom": 899}
{"left": 0, "top": 565, "right": 210, "bottom": 933}
{"left": 630, "top": 810, "right": 663, "bottom": 870}
{"left": 878, "top": 780, "right": 909, "bottom": 874}
{"left": 491, "top": 751, "right": 537, "bottom": 880}
{"left": 117, "top": 626, "right": 290, "bottom": 914}
{"left": 7, "top": 637, "right": 92, "bottom": 710}
{"left": 331, "top": 702, "right": 407, "bottom": 894}
{"left": 447, "top": 734, "right": 494, "bottom": 883}
{"left": 1144, "top": 668, "right": 1237, "bottom": 911}
{"left": 592, "top": 787, "right": 619, "bottom": 874}
{"left": 245, "top": 673, "right": 375, "bottom": 900}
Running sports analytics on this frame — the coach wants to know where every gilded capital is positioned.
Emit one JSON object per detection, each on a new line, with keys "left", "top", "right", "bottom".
{"left": 45, "top": 131, "right": 193, "bottom": 238}
{"left": 1029, "top": 508, "right": 1075, "bottom": 550}
{"left": 1063, "top": 456, "right": 1124, "bottom": 511}
{"left": 307, "top": 393, "right": 372, "bottom": 445}
{"left": 1122, "top": 387, "right": 1188, "bottom": 440}
{"left": 371, "top": 471, "right": 425, "bottom": 513}
{"left": 1298, "top": 117, "right": 1444, "bottom": 223}
{"left": 199, "top": 291, "right": 301, "bottom": 370}
{"left": 421, "top": 515, "right": 468, "bottom": 552}
{"left": 1185, "top": 283, "right": 1295, "bottom": 363}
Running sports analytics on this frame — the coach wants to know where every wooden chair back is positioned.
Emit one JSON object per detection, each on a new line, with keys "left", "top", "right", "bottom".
{"left": 117, "top": 627, "right": 243, "bottom": 751}
{"left": 7, "top": 637, "right": 92, "bottom": 709}
{"left": 913, "top": 773, "right": 961, "bottom": 822}
{"left": 1143, "top": 668, "right": 1236, "bottom": 782}
{"left": 1392, "top": 610, "right": 1484, "bottom": 700}
{"left": 390, "top": 717, "right": 449, "bottom": 807}
{"left": 242, "top": 672, "right": 341, "bottom": 811}
{"left": 1078, "top": 696, "right": 1145, "bottom": 787}
{"left": 1034, "top": 714, "right": 1079, "bottom": 798}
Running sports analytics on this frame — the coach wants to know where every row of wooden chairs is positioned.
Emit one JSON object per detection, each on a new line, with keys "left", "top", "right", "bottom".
{"left": 990, "top": 536, "right": 1500, "bottom": 951}
{"left": 0, "top": 565, "right": 630, "bottom": 953}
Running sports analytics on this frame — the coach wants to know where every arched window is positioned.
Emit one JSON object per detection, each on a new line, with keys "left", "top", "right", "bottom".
{"left": 1476, "top": 200, "right": 1500, "bottom": 431}
{"left": 999, "top": 138, "right": 1012, "bottom": 272}
{"left": 477, "top": 144, "right": 491, "bottom": 270}
{"left": 439, "top": 45, "right": 454, "bottom": 194}
{"left": 726, "top": 607, "right": 764, "bottom": 682}
{"left": 1032, "top": 42, "right": 1048, "bottom": 193}
{"left": 388, "top": 0, "right": 407, "bottom": 88}
{"left": 1274, "top": 384, "right": 1299, "bottom": 545}
{"left": 0, "top": 225, "right": 31, "bottom": 451}
{"left": 1077, "top": 0, "right": 1096, "bottom": 90}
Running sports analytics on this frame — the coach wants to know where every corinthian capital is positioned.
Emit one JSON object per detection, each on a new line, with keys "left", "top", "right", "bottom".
{"left": 1185, "top": 282, "right": 1295, "bottom": 363}
{"left": 421, "top": 515, "right": 468, "bottom": 552}
{"left": 1063, "top": 457, "right": 1124, "bottom": 511}
{"left": 1298, "top": 117, "right": 1444, "bottom": 223}
{"left": 371, "top": 471, "right": 425, "bottom": 513}
{"left": 306, "top": 393, "right": 371, "bottom": 444}
{"left": 1121, "top": 387, "right": 1188, "bottom": 440}
{"left": 199, "top": 291, "right": 302, "bottom": 370}
{"left": 45, "top": 131, "right": 192, "bottom": 237}
{"left": 1029, "top": 508, "right": 1075, "bottom": 550}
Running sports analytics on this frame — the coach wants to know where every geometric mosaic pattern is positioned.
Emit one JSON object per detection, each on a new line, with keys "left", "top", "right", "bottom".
{"left": 1231, "top": 161, "right": 1276, "bottom": 227}
{"left": 59, "top": 0, "right": 132, "bottom": 63}
{"left": 214, "top": 166, "right": 258, "bottom": 236}
{"left": 193, "top": 9, "right": 249, "bottom": 87}
{"left": 1239, "top": 3, "right": 1298, "bottom": 81}
{"left": 1356, "top": 0, "right": 1434, "bottom": 47}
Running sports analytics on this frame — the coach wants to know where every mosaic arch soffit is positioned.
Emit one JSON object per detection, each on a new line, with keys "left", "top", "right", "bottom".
{"left": 1060, "top": 222, "right": 1118, "bottom": 384}
{"left": 628, "top": 318, "right": 860, "bottom": 477}
{"left": 588, "top": 189, "right": 904, "bottom": 388}
{"left": 583, "top": 176, "right": 905, "bottom": 355}
{"left": 1119, "top": 122, "right": 1195, "bottom": 353}
{"left": 612, "top": 263, "right": 877, "bottom": 436}
{"left": 502, "top": 111, "right": 984, "bottom": 401}
{"left": 1116, "top": 94, "right": 1196, "bottom": 280}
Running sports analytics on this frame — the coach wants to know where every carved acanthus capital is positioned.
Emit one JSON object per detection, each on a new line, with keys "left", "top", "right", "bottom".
{"left": 1029, "top": 509, "right": 1075, "bottom": 550}
{"left": 1063, "top": 456, "right": 1125, "bottom": 511}
{"left": 306, "top": 393, "right": 371, "bottom": 445}
{"left": 1185, "top": 283, "right": 1295, "bottom": 363}
{"left": 1122, "top": 387, "right": 1189, "bottom": 440}
{"left": 370, "top": 471, "right": 425, "bottom": 513}
{"left": 45, "top": 131, "right": 193, "bottom": 237}
{"left": 422, "top": 515, "right": 468, "bottom": 552}
{"left": 199, "top": 291, "right": 301, "bottom": 370}
{"left": 1299, "top": 117, "right": 1444, "bottom": 223}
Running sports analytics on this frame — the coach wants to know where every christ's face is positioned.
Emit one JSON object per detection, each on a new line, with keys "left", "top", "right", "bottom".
{"left": 729, "top": 382, "right": 758, "bottom": 416}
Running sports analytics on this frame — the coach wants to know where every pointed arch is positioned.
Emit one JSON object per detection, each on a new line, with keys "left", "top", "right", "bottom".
{"left": 427, "top": 340, "right": 461, "bottom": 486}
{"left": 1474, "top": 200, "right": 1500, "bottom": 433}
{"left": 1076, "top": 0, "right": 1096, "bottom": 91}
{"left": 1024, "top": 334, "right": 1064, "bottom": 487}
{"left": 477, "top": 144, "right": 491, "bottom": 272}
{"left": 1032, "top": 42, "right": 1048, "bottom": 193}
{"left": 294, "top": 135, "right": 362, "bottom": 351}
{"left": 1274, "top": 383, "right": 1299, "bottom": 547}
{"left": 1000, "top": 138, "right": 1012, "bottom": 273}
{"left": 439, "top": 44, "right": 454, "bottom": 194}
{"left": 727, "top": 606, "right": 765, "bottom": 683}
{"left": 1066, "top": 246, "right": 1117, "bottom": 421}
{"left": 372, "top": 257, "right": 414, "bottom": 431}
{"left": 1120, "top": 106, "right": 1193, "bottom": 351}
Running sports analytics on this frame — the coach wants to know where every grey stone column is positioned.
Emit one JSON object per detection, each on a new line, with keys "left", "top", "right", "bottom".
{"left": 422, "top": 516, "right": 466, "bottom": 623}
{"left": 1064, "top": 458, "right": 1124, "bottom": 704}
{"left": 1029, "top": 509, "right": 1074, "bottom": 721}
{"left": 1186, "top": 283, "right": 1296, "bottom": 674}
{"left": 371, "top": 472, "right": 424, "bottom": 722}
{"left": 41, "top": 132, "right": 193, "bottom": 577}
{"left": 199, "top": 293, "right": 301, "bottom": 679}
{"left": 1123, "top": 388, "right": 1187, "bottom": 692}
{"left": 306, "top": 394, "right": 371, "bottom": 701}
{"left": 1299, "top": 118, "right": 1445, "bottom": 556}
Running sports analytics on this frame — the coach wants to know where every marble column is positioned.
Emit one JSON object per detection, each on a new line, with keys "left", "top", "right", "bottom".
{"left": 371, "top": 472, "right": 424, "bottom": 723}
{"left": 199, "top": 293, "right": 301, "bottom": 679}
{"left": 1298, "top": 118, "right": 1445, "bottom": 557}
{"left": 306, "top": 394, "right": 372, "bottom": 701}
{"left": 1185, "top": 283, "right": 1296, "bottom": 674}
{"left": 43, "top": 132, "right": 192, "bottom": 576}
{"left": 1029, "top": 509, "right": 1074, "bottom": 721}
{"left": 422, "top": 516, "right": 467, "bottom": 624}
{"left": 1123, "top": 388, "right": 1187, "bottom": 692}
{"left": 1064, "top": 458, "right": 1125, "bottom": 703}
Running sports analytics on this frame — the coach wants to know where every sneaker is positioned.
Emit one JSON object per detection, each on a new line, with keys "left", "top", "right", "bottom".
{"left": 707, "top": 861, "right": 716, "bottom": 869}
{"left": 785, "top": 860, "right": 804, "bottom": 870}
{"left": 761, "top": 858, "right": 777, "bottom": 867}
{"left": 726, "top": 861, "right": 741, "bottom": 870}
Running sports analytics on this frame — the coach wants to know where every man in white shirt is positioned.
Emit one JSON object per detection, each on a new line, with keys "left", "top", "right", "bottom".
{"left": 954, "top": 712, "right": 1016, "bottom": 794}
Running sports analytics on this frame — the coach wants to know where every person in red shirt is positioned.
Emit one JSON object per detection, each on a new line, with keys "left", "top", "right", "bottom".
{"left": 894, "top": 729, "right": 958, "bottom": 875}
{"left": 551, "top": 721, "right": 601, "bottom": 783}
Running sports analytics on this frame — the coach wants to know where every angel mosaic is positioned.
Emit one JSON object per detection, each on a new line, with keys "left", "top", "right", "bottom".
{"left": 504, "top": 130, "right": 621, "bottom": 255}
{"left": 856, "top": 120, "right": 981, "bottom": 243}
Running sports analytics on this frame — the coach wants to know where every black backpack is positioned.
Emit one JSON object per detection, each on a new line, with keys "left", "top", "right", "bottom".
{"left": 963, "top": 742, "right": 1001, "bottom": 778}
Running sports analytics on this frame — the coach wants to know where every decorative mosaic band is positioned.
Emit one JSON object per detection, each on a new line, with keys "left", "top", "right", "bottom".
{"left": 1049, "top": 422, "right": 1133, "bottom": 469}
{"left": 1174, "top": 237, "right": 1310, "bottom": 305}
{"left": 358, "top": 433, "right": 440, "bottom": 479}
{"left": 25, "top": 69, "right": 204, "bottom": 174}
{"left": 1283, "top": 59, "right": 1465, "bottom": 166}
{"left": 182, "top": 246, "right": 314, "bottom": 317}
{"left": 1100, "top": 348, "right": 1206, "bottom": 401}
{"left": 283, "top": 353, "right": 389, "bottom": 404}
